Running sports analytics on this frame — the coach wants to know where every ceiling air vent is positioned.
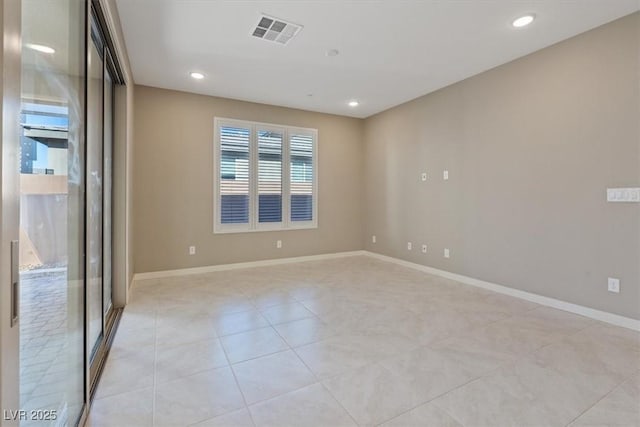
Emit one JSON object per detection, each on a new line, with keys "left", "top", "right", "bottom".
{"left": 251, "top": 14, "right": 302, "bottom": 45}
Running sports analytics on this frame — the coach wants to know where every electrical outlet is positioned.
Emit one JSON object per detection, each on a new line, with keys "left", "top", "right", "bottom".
{"left": 407, "top": 242, "right": 412, "bottom": 250}
{"left": 276, "top": 240, "right": 282, "bottom": 249}
{"left": 372, "top": 235, "right": 377, "bottom": 243}
{"left": 421, "top": 244, "right": 427, "bottom": 253}
{"left": 189, "top": 246, "right": 196, "bottom": 255}
{"left": 444, "top": 248, "right": 450, "bottom": 258}
{"left": 607, "top": 277, "right": 620, "bottom": 293}
{"left": 443, "top": 170, "right": 449, "bottom": 180}
{"left": 421, "top": 172, "right": 427, "bottom": 181}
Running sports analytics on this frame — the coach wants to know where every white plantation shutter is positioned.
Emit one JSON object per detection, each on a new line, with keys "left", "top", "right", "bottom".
{"left": 219, "top": 125, "right": 250, "bottom": 225}
{"left": 258, "top": 129, "right": 283, "bottom": 223}
{"left": 290, "top": 133, "right": 314, "bottom": 222}
{"left": 214, "top": 118, "right": 317, "bottom": 233}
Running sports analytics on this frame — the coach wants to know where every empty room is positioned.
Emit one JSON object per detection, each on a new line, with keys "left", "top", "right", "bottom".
{"left": 1, "top": 0, "right": 639, "bottom": 426}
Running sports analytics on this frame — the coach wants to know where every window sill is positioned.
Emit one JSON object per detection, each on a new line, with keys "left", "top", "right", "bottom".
{"left": 213, "top": 223, "right": 317, "bottom": 235}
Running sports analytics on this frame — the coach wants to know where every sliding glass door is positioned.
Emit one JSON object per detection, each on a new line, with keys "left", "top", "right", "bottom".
{"left": 9, "top": 2, "right": 121, "bottom": 425}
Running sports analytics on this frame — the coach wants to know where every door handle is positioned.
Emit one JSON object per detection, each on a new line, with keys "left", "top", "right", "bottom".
{"left": 10, "top": 240, "right": 19, "bottom": 327}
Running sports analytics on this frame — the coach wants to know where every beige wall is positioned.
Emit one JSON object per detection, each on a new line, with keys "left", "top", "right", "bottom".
{"left": 363, "top": 13, "right": 640, "bottom": 319}
{"left": 133, "top": 86, "right": 364, "bottom": 273}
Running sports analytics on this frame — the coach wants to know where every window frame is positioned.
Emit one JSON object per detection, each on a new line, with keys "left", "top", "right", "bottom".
{"left": 213, "top": 117, "right": 318, "bottom": 234}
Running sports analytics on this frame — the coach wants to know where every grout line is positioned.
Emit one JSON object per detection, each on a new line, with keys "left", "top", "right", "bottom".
{"left": 371, "top": 342, "right": 511, "bottom": 425}
{"left": 227, "top": 346, "right": 291, "bottom": 367}
{"left": 517, "top": 317, "right": 611, "bottom": 365}
{"left": 563, "top": 373, "right": 634, "bottom": 427}
{"left": 217, "top": 324, "right": 275, "bottom": 340}
{"left": 380, "top": 369, "right": 498, "bottom": 427}
{"left": 245, "top": 380, "right": 322, "bottom": 407}
{"left": 272, "top": 322, "right": 317, "bottom": 381}
{"left": 151, "top": 307, "right": 158, "bottom": 427}
{"left": 319, "top": 381, "right": 361, "bottom": 426}
{"left": 427, "top": 403, "right": 468, "bottom": 427}
{"left": 226, "top": 312, "right": 326, "bottom": 415}
{"left": 372, "top": 389, "right": 461, "bottom": 426}
{"left": 218, "top": 330, "right": 257, "bottom": 427}
{"left": 270, "top": 317, "right": 361, "bottom": 426}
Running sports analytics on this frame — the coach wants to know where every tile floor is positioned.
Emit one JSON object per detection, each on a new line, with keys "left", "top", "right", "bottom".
{"left": 20, "top": 270, "right": 68, "bottom": 408}
{"left": 87, "top": 256, "right": 640, "bottom": 427}
{"left": 20, "top": 269, "right": 84, "bottom": 426}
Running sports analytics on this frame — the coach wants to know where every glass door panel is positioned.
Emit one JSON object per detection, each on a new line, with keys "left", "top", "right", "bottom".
{"left": 103, "top": 65, "right": 114, "bottom": 318}
{"left": 19, "top": 0, "right": 86, "bottom": 424}
{"left": 86, "top": 32, "right": 104, "bottom": 360}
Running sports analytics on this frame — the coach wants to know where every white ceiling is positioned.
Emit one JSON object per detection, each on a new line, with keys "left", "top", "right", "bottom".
{"left": 115, "top": 0, "right": 639, "bottom": 118}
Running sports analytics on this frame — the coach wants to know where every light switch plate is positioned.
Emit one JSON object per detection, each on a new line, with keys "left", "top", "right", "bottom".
{"left": 407, "top": 242, "right": 412, "bottom": 250}
{"left": 421, "top": 172, "right": 427, "bottom": 181}
{"left": 444, "top": 248, "right": 450, "bottom": 258}
{"left": 443, "top": 170, "right": 449, "bottom": 180}
{"left": 607, "top": 188, "right": 640, "bottom": 202}
{"left": 608, "top": 277, "right": 620, "bottom": 293}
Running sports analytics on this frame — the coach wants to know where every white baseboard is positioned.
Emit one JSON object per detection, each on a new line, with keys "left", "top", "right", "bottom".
{"left": 364, "top": 251, "right": 640, "bottom": 331}
{"left": 133, "top": 250, "right": 367, "bottom": 281}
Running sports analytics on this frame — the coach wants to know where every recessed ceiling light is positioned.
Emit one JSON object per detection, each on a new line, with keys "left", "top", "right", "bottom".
{"left": 25, "top": 43, "right": 55, "bottom": 54}
{"left": 190, "top": 72, "right": 205, "bottom": 80}
{"left": 512, "top": 14, "right": 535, "bottom": 28}
{"left": 348, "top": 100, "right": 359, "bottom": 107}
{"left": 326, "top": 49, "right": 339, "bottom": 57}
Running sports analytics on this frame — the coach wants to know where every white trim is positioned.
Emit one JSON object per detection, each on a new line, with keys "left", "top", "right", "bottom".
{"left": 126, "top": 277, "right": 134, "bottom": 304}
{"left": 133, "top": 250, "right": 367, "bottom": 281}
{"left": 212, "top": 223, "right": 316, "bottom": 234}
{"left": 363, "top": 251, "right": 640, "bottom": 331}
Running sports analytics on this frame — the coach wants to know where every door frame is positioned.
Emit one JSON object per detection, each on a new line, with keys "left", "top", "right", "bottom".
{"left": 84, "top": 2, "right": 124, "bottom": 402}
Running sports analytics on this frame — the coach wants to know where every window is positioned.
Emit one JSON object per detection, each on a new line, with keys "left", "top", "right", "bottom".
{"left": 290, "top": 134, "right": 314, "bottom": 222}
{"left": 214, "top": 118, "right": 317, "bottom": 233}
